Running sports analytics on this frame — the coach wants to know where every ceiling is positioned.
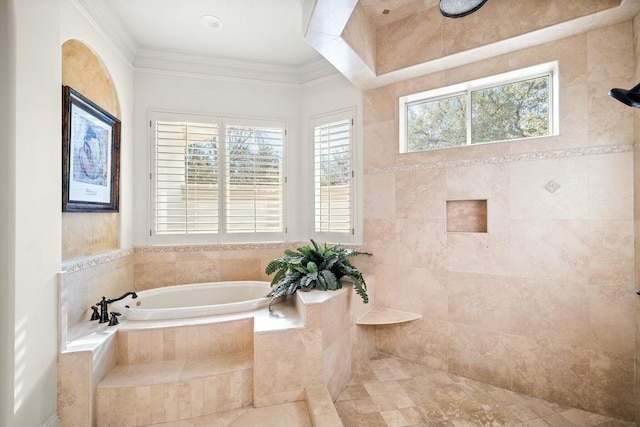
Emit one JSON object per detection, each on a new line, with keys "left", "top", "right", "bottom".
{"left": 81, "top": 0, "right": 639, "bottom": 87}
{"left": 81, "top": 0, "right": 437, "bottom": 76}
{"left": 359, "top": 0, "right": 438, "bottom": 27}
{"left": 82, "top": 0, "right": 328, "bottom": 72}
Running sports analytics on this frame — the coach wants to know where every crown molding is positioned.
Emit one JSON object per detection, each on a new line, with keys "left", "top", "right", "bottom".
{"left": 72, "top": 0, "right": 340, "bottom": 86}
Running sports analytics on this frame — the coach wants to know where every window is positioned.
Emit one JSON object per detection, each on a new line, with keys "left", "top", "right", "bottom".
{"left": 151, "top": 113, "right": 285, "bottom": 244}
{"left": 312, "top": 110, "right": 355, "bottom": 242}
{"left": 225, "top": 122, "right": 284, "bottom": 235}
{"left": 400, "top": 62, "right": 558, "bottom": 152}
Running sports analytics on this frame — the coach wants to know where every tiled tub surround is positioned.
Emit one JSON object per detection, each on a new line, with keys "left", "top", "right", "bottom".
{"left": 57, "top": 247, "right": 375, "bottom": 427}
{"left": 59, "top": 243, "right": 300, "bottom": 346}
{"left": 359, "top": 21, "right": 638, "bottom": 422}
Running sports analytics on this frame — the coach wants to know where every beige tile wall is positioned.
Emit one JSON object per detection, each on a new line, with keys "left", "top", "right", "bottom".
{"left": 132, "top": 245, "right": 288, "bottom": 291}
{"left": 115, "top": 318, "right": 254, "bottom": 365}
{"left": 374, "top": 0, "right": 621, "bottom": 75}
{"left": 633, "top": 10, "right": 640, "bottom": 425}
{"left": 360, "top": 21, "right": 637, "bottom": 421}
{"left": 60, "top": 249, "right": 135, "bottom": 344}
{"left": 253, "top": 282, "right": 376, "bottom": 407}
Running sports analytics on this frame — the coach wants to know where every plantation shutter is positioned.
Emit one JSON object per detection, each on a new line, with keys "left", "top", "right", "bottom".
{"left": 153, "top": 120, "right": 219, "bottom": 235}
{"left": 313, "top": 112, "right": 353, "bottom": 236}
{"left": 225, "top": 123, "right": 284, "bottom": 234}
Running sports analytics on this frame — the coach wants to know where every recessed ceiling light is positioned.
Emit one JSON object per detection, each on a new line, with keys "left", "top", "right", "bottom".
{"left": 201, "top": 15, "right": 223, "bottom": 30}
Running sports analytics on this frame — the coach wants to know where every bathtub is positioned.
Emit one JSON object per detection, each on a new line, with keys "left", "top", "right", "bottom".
{"left": 111, "top": 281, "right": 272, "bottom": 321}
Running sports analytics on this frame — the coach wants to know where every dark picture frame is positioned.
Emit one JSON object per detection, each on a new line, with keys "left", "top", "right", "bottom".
{"left": 62, "top": 85, "right": 120, "bottom": 212}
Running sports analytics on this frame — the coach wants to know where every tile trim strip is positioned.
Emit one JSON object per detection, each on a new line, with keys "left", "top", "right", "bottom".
{"left": 366, "top": 142, "right": 640, "bottom": 175}
{"left": 135, "top": 242, "right": 300, "bottom": 253}
{"left": 61, "top": 248, "right": 135, "bottom": 273}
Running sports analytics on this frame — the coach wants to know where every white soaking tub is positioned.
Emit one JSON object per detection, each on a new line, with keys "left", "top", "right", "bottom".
{"left": 111, "top": 281, "right": 272, "bottom": 321}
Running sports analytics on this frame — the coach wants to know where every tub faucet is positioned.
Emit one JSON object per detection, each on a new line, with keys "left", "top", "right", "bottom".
{"left": 108, "top": 291, "right": 138, "bottom": 304}
{"left": 92, "top": 292, "right": 138, "bottom": 324}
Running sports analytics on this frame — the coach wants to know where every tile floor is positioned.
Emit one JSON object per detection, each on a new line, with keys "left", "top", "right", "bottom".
{"left": 140, "top": 401, "right": 312, "bottom": 427}
{"left": 141, "top": 352, "right": 635, "bottom": 427}
{"left": 335, "top": 353, "right": 635, "bottom": 427}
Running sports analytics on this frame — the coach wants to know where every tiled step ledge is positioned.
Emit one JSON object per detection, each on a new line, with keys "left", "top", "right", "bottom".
{"left": 356, "top": 308, "right": 422, "bottom": 325}
{"left": 96, "top": 352, "right": 253, "bottom": 427}
{"left": 306, "top": 385, "right": 344, "bottom": 427}
{"left": 97, "top": 351, "right": 252, "bottom": 389}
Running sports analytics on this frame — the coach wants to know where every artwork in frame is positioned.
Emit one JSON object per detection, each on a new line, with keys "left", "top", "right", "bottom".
{"left": 62, "top": 85, "right": 120, "bottom": 212}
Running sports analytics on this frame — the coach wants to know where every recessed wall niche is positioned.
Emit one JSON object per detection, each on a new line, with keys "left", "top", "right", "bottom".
{"left": 61, "top": 39, "right": 120, "bottom": 260}
{"left": 446, "top": 199, "right": 488, "bottom": 233}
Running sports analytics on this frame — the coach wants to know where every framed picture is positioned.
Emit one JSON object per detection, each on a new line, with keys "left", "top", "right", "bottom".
{"left": 62, "top": 86, "right": 120, "bottom": 212}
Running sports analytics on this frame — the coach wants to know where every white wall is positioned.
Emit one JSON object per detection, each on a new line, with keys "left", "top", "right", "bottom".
{"left": 3, "top": 0, "right": 62, "bottom": 425}
{"left": 0, "top": 0, "right": 15, "bottom": 423}
{"left": 300, "top": 77, "right": 364, "bottom": 243}
{"left": 0, "top": 0, "right": 136, "bottom": 425}
{"left": 132, "top": 69, "right": 362, "bottom": 245}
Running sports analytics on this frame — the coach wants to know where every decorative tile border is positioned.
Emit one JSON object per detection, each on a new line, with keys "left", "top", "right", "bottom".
{"left": 366, "top": 142, "right": 640, "bottom": 175}
{"left": 134, "top": 242, "right": 302, "bottom": 253}
{"left": 61, "top": 248, "right": 135, "bottom": 273}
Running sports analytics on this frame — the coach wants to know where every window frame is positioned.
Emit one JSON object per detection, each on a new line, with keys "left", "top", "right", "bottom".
{"left": 149, "top": 111, "right": 287, "bottom": 245}
{"left": 310, "top": 108, "right": 357, "bottom": 245}
{"left": 399, "top": 61, "right": 559, "bottom": 153}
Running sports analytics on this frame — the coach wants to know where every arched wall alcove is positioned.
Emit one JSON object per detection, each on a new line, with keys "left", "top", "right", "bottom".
{"left": 61, "top": 39, "right": 120, "bottom": 260}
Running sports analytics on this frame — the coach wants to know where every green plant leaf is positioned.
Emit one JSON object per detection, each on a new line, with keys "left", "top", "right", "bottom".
{"left": 306, "top": 261, "right": 318, "bottom": 273}
{"left": 316, "top": 272, "right": 328, "bottom": 290}
{"left": 300, "top": 275, "right": 314, "bottom": 291}
{"left": 320, "top": 269, "right": 339, "bottom": 290}
{"left": 264, "top": 240, "right": 372, "bottom": 310}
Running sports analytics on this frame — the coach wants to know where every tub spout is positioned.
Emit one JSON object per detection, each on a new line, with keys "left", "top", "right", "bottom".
{"left": 107, "top": 291, "right": 138, "bottom": 304}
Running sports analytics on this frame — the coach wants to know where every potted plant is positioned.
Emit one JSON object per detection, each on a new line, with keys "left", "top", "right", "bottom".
{"left": 265, "top": 239, "right": 371, "bottom": 309}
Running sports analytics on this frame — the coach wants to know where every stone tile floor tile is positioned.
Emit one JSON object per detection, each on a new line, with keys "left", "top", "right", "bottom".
{"left": 138, "top": 352, "right": 635, "bottom": 427}
{"left": 335, "top": 353, "right": 636, "bottom": 427}
{"left": 140, "top": 401, "right": 311, "bottom": 427}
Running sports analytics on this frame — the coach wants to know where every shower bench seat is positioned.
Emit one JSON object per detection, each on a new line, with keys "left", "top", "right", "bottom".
{"left": 356, "top": 308, "right": 422, "bottom": 325}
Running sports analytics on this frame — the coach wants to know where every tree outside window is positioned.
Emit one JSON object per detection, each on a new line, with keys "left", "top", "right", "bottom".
{"left": 405, "top": 72, "right": 552, "bottom": 152}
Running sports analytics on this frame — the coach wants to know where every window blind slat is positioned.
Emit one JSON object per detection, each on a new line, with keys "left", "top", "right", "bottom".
{"left": 224, "top": 124, "right": 284, "bottom": 234}
{"left": 154, "top": 120, "right": 219, "bottom": 235}
{"left": 314, "top": 116, "right": 352, "bottom": 234}
{"left": 152, "top": 117, "right": 286, "bottom": 241}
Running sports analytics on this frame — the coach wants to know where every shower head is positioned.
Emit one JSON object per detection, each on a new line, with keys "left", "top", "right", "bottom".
{"left": 609, "top": 82, "right": 640, "bottom": 108}
{"left": 439, "top": 0, "right": 489, "bottom": 18}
